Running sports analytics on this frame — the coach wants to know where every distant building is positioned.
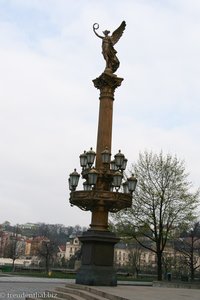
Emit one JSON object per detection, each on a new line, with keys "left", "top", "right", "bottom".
{"left": 65, "top": 237, "right": 81, "bottom": 260}
{"left": 0, "top": 257, "right": 32, "bottom": 267}
{"left": 25, "top": 239, "right": 32, "bottom": 256}
{"left": 114, "top": 242, "right": 129, "bottom": 267}
{"left": 18, "top": 223, "right": 38, "bottom": 230}
{"left": 0, "top": 230, "right": 11, "bottom": 257}
{"left": 114, "top": 241, "right": 156, "bottom": 270}
{"left": 25, "top": 236, "right": 49, "bottom": 256}
{"left": 57, "top": 245, "right": 66, "bottom": 260}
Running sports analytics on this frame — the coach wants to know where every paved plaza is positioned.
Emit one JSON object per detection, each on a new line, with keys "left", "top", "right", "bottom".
{"left": 95, "top": 285, "right": 200, "bottom": 300}
{"left": 0, "top": 276, "right": 70, "bottom": 300}
{"left": 0, "top": 282, "right": 65, "bottom": 300}
{"left": 0, "top": 275, "right": 200, "bottom": 300}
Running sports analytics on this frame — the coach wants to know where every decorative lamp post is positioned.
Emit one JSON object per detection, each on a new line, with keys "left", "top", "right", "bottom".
{"left": 68, "top": 21, "right": 137, "bottom": 286}
{"left": 79, "top": 151, "right": 87, "bottom": 169}
{"left": 87, "top": 168, "right": 99, "bottom": 186}
{"left": 86, "top": 147, "right": 96, "bottom": 168}
{"left": 101, "top": 147, "right": 111, "bottom": 164}
{"left": 127, "top": 174, "right": 138, "bottom": 193}
{"left": 114, "top": 150, "right": 125, "bottom": 169}
{"left": 122, "top": 181, "right": 129, "bottom": 194}
{"left": 110, "top": 159, "right": 118, "bottom": 171}
{"left": 121, "top": 157, "right": 128, "bottom": 171}
{"left": 113, "top": 171, "right": 123, "bottom": 191}
{"left": 69, "top": 169, "right": 80, "bottom": 191}
{"left": 83, "top": 180, "right": 91, "bottom": 191}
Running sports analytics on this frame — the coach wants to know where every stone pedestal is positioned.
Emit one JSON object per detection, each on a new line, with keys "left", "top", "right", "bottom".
{"left": 76, "top": 230, "right": 119, "bottom": 286}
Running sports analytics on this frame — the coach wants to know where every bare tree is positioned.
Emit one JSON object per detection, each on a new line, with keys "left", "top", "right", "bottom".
{"left": 127, "top": 241, "right": 142, "bottom": 278}
{"left": 4, "top": 226, "right": 21, "bottom": 271}
{"left": 37, "top": 239, "right": 58, "bottom": 273}
{"left": 113, "top": 151, "right": 199, "bottom": 280}
{"left": 174, "top": 221, "right": 200, "bottom": 280}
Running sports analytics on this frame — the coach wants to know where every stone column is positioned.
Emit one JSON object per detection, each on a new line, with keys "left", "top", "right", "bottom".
{"left": 75, "top": 72, "right": 123, "bottom": 286}
{"left": 89, "top": 73, "right": 123, "bottom": 232}
{"left": 93, "top": 72, "right": 123, "bottom": 170}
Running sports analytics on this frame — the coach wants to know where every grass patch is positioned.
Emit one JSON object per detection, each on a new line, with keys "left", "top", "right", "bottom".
{"left": 117, "top": 275, "right": 154, "bottom": 282}
{"left": 3, "top": 270, "right": 154, "bottom": 282}
{"left": 9, "top": 271, "right": 76, "bottom": 279}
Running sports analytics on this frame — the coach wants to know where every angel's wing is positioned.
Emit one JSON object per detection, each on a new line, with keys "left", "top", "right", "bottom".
{"left": 111, "top": 21, "right": 126, "bottom": 45}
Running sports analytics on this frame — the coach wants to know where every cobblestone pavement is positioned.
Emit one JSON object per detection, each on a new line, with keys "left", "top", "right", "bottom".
{"left": 0, "top": 276, "right": 73, "bottom": 300}
{"left": 0, "top": 282, "right": 66, "bottom": 300}
{"left": 1, "top": 276, "right": 200, "bottom": 300}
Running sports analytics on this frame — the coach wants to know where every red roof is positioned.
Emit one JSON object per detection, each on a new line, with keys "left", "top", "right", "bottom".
{"left": 59, "top": 245, "right": 66, "bottom": 251}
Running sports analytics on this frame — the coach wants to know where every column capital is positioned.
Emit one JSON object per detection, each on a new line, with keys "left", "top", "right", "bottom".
{"left": 93, "top": 72, "right": 123, "bottom": 100}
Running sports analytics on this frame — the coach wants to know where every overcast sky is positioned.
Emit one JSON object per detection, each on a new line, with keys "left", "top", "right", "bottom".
{"left": 0, "top": 0, "right": 200, "bottom": 227}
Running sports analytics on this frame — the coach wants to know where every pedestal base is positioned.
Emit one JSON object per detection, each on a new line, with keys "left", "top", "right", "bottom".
{"left": 76, "top": 265, "right": 117, "bottom": 286}
{"left": 76, "top": 230, "right": 119, "bottom": 286}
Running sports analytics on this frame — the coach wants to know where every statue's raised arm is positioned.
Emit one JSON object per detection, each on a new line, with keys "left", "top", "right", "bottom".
{"left": 93, "top": 23, "right": 103, "bottom": 39}
{"left": 93, "top": 21, "right": 126, "bottom": 74}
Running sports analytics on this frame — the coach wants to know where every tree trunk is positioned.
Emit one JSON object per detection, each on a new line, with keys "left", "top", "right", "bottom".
{"left": 190, "top": 255, "right": 195, "bottom": 281}
{"left": 190, "top": 267, "right": 194, "bottom": 281}
{"left": 190, "top": 242, "right": 195, "bottom": 281}
{"left": 157, "top": 252, "right": 162, "bottom": 281}
{"left": 45, "top": 255, "right": 50, "bottom": 273}
{"left": 136, "top": 267, "right": 139, "bottom": 279}
{"left": 12, "top": 258, "right": 15, "bottom": 272}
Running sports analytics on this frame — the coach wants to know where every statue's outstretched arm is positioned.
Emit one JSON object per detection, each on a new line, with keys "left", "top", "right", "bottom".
{"left": 93, "top": 23, "right": 103, "bottom": 39}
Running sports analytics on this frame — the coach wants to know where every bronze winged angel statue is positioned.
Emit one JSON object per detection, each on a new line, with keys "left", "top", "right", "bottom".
{"left": 93, "top": 21, "right": 126, "bottom": 74}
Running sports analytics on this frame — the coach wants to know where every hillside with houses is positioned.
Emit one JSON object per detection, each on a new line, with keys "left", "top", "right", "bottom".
{"left": 0, "top": 221, "right": 200, "bottom": 281}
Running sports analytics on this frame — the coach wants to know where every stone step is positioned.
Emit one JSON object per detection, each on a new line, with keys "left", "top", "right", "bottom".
{"left": 64, "top": 284, "right": 128, "bottom": 300}
{"left": 47, "top": 289, "right": 83, "bottom": 300}
{"left": 27, "top": 298, "right": 65, "bottom": 300}
{"left": 26, "top": 284, "right": 129, "bottom": 300}
{"left": 55, "top": 286, "right": 107, "bottom": 300}
{"left": 29, "top": 290, "right": 82, "bottom": 300}
{"left": 26, "top": 289, "right": 81, "bottom": 300}
{"left": 28, "top": 298, "right": 64, "bottom": 300}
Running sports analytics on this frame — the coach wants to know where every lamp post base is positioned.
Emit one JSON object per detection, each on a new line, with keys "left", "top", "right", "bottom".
{"left": 76, "top": 230, "right": 119, "bottom": 286}
{"left": 76, "top": 265, "right": 117, "bottom": 286}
